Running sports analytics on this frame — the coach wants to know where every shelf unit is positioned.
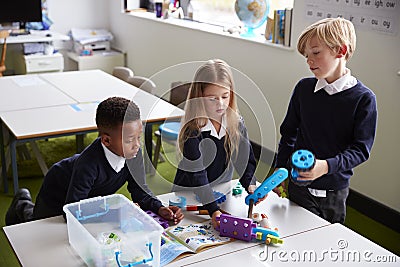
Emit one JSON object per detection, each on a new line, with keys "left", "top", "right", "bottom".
{"left": 67, "top": 50, "right": 125, "bottom": 74}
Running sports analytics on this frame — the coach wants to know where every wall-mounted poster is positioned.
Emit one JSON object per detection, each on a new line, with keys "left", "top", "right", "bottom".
{"left": 304, "top": 0, "right": 399, "bottom": 35}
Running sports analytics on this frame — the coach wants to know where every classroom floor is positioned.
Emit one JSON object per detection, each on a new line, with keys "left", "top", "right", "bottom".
{"left": 1, "top": 134, "right": 399, "bottom": 266}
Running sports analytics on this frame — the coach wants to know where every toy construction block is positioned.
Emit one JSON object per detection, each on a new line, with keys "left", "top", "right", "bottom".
{"left": 216, "top": 214, "right": 257, "bottom": 242}
{"left": 145, "top": 210, "right": 169, "bottom": 229}
{"left": 195, "top": 190, "right": 226, "bottom": 204}
{"left": 169, "top": 196, "right": 186, "bottom": 208}
{"left": 245, "top": 168, "right": 288, "bottom": 206}
{"left": 277, "top": 185, "right": 287, "bottom": 198}
{"left": 232, "top": 182, "right": 244, "bottom": 196}
{"left": 291, "top": 149, "right": 315, "bottom": 186}
{"left": 265, "top": 234, "right": 283, "bottom": 245}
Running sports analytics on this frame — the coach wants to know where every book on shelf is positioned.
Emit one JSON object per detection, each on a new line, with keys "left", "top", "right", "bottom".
{"left": 271, "top": 8, "right": 292, "bottom": 47}
{"left": 284, "top": 7, "right": 293, "bottom": 47}
{"left": 160, "top": 220, "right": 232, "bottom": 266}
{"left": 273, "top": 10, "right": 285, "bottom": 45}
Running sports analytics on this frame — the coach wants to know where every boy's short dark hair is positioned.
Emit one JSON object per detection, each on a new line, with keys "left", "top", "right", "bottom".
{"left": 96, "top": 97, "right": 141, "bottom": 132}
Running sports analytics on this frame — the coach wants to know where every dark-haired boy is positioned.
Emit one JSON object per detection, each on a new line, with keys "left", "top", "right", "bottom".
{"left": 6, "top": 97, "right": 183, "bottom": 225}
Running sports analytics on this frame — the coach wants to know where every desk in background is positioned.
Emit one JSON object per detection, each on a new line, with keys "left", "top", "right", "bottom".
{"left": 1, "top": 30, "right": 69, "bottom": 75}
{"left": 0, "top": 70, "right": 184, "bottom": 194}
{"left": 2, "top": 30, "right": 70, "bottom": 44}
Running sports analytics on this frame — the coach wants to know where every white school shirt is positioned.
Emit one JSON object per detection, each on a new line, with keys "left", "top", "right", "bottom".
{"left": 309, "top": 68, "right": 357, "bottom": 197}
{"left": 101, "top": 143, "right": 126, "bottom": 173}
{"left": 200, "top": 116, "right": 227, "bottom": 139}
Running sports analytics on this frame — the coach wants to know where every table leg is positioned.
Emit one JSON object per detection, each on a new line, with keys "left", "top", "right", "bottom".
{"left": 144, "top": 123, "right": 153, "bottom": 174}
{"left": 1, "top": 121, "right": 8, "bottom": 193}
{"left": 30, "top": 141, "right": 49, "bottom": 175}
{"left": 76, "top": 134, "right": 85, "bottom": 153}
{"left": 10, "top": 138, "right": 18, "bottom": 195}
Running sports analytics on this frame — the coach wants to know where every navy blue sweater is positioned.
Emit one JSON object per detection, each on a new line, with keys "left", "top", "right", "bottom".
{"left": 275, "top": 78, "right": 377, "bottom": 190}
{"left": 37, "top": 138, "right": 162, "bottom": 216}
{"left": 173, "top": 119, "right": 256, "bottom": 215}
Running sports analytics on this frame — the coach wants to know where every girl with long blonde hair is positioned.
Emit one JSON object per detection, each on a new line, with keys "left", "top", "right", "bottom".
{"left": 173, "top": 59, "right": 257, "bottom": 228}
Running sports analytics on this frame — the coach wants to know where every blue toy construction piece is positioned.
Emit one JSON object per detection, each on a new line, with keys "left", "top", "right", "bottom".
{"left": 245, "top": 168, "right": 288, "bottom": 205}
{"left": 291, "top": 149, "right": 315, "bottom": 179}
{"left": 169, "top": 196, "right": 186, "bottom": 208}
{"left": 252, "top": 226, "right": 280, "bottom": 241}
{"left": 196, "top": 190, "right": 226, "bottom": 204}
{"left": 290, "top": 150, "right": 315, "bottom": 186}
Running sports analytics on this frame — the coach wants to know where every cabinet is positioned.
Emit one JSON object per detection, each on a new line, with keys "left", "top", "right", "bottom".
{"left": 14, "top": 53, "right": 64, "bottom": 74}
{"left": 67, "top": 50, "right": 125, "bottom": 74}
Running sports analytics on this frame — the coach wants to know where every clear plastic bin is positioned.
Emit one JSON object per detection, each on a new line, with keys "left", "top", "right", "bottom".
{"left": 63, "top": 194, "right": 163, "bottom": 267}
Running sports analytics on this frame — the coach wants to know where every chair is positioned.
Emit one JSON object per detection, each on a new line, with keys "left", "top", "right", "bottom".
{"left": 152, "top": 81, "right": 191, "bottom": 174}
{"left": 0, "top": 30, "right": 10, "bottom": 77}
{"left": 112, "top": 66, "right": 133, "bottom": 81}
{"left": 112, "top": 66, "right": 156, "bottom": 94}
{"left": 127, "top": 75, "right": 156, "bottom": 94}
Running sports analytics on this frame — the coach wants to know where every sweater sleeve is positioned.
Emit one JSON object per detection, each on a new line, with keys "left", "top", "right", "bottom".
{"left": 326, "top": 90, "right": 377, "bottom": 174}
{"left": 65, "top": 156, "right": 98, "bottom": 206}
{"left": 177, "top": 134, "right": 219, "bottom": 216}
{"left": 126, "top": 150, "right": 163, "bottom": 213}
{"left": 234, "top": 118, "right": 257, "bottom": 191}
{"left": 275, "top": 85, "right": 301, "bottom": 169}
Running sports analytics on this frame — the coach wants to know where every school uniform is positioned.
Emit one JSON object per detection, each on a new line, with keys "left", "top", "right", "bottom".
{"left": 276, "top": 69, "right": 377, "bottom": 223}
{"left": 173, "top": 117, "right": 256, "bottom": 216}
{"left": 32, "top": 137, "right": 162, "bottom": 220}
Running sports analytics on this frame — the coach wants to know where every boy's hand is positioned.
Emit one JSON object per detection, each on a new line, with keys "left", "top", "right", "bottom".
{"left": 272, "top": 182, "right": 287, "bottom": 197}
{"left": 158, "top": 206, "right": 184, "bottom": 225}
{"left": 297, "top": 159, "right": 328, "bottom": 181}
{"left": 211, "top": 210, "right": 222, "bottom": 229}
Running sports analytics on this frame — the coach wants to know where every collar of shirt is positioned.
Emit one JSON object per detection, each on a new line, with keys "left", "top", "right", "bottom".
{"left": 201, "top": 116, "right": 227, "bottom": 140}
{"left": 314, "top": 68, "right": 357, "bottom": 95}
{"left": 101, "top": 143, "right": 126, "bottom": 173}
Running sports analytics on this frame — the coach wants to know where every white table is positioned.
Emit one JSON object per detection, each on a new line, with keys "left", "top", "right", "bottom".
{"left": 181, "top": 223, "right": 399, "bottom": 266}
{"left": 157, "top": 184, "right": 330, "bottom": 239}
{"left": 0, "top": 74, "right": 75, "bottom": 112}
{"left": 3, "top": 180, "right": 329, "bottom": 267}
{"left": 0, "top": 70, "right": 184, "bottom": 194}
{"left": 2, "top": 30, "right": 70, "bottom": 44}
{"left": 3, "top": 182, "right": 331, "bottom": 267}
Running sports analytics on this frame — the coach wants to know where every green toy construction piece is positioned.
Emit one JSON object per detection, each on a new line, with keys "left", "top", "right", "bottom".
{"left": 277, "top": 185, "right": 287, "bottom": 198}
{"left": 232, "top": 182, "right": 244, "bottom": 195}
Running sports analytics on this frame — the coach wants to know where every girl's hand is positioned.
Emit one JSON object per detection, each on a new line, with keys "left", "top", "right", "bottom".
{"left": 211, "top": 210, "right": 222, "bottom": 229}
{"left": 248, "top": 184, "right": 267, "bottom": 205}
{"left": 248, "top": 185, "right": 256, "bottom": 194}
{"left": 158, "top": 206, "right": 184, "bottom": 225}
{"left": 297, "top": 159, "right": 328, "bottom": 181}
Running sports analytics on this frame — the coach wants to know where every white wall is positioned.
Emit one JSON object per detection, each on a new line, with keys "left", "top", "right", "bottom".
{"left": 47, "top": 0, "right": 400, "bottom": 212}
{"left": 47, "top": 0, "right": 110, "bottom": 34}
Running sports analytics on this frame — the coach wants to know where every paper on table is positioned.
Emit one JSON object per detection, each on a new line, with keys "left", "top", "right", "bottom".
{"left": 12, "top": 76, "right": 46, "bottom": 87}
{"left": 69, "top": 101, "right": 100, "bottom": 112}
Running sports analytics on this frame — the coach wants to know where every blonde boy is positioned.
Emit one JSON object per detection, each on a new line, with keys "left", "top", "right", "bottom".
{"left": 274, "top": 18, "right": 377, "bottom": 223}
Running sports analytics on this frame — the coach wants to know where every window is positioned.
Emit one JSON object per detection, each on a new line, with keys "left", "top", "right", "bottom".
{"left": 190, "top": 0, "right": 293, "bottom": 35}
{"left": 124, "top": 0, "right": 293, "bottom": 41}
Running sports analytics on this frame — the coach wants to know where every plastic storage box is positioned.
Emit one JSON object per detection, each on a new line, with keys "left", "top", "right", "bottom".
{"left": 63, "top": 194, "right": 164, "bottom": 267}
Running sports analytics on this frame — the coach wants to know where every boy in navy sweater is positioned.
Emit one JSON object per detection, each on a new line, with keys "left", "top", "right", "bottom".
{"left": 273, "top": 18, "right": 377, "bottom": 223}
{"left": 6, "top": 97, "right": 183, "bottom": 225}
